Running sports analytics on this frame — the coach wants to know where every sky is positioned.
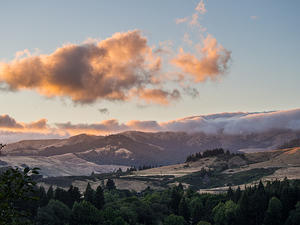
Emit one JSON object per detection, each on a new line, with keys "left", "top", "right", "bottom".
{"left": 0, "top": 0, "right": 299, "bottom": 142}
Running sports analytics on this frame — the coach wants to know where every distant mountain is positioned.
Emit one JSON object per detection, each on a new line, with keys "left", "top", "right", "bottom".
{"left": 2, "top": 129, "right": 300, "bottom": 170}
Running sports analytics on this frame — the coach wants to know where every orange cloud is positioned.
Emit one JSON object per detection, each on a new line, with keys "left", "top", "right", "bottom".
{"left": 0, "top": 30, "right": 176, "bottom": 105}
{"left": 136, "top": 88, "right": 180, "bottom": 105}
{"left": 171, "top": 35, "right": 231, "bottom": 82}
{"left": 25, "top": 119, "right": 48, "bottom": 129}
{"left": 126, "top": 120, "right": 161, "bottom": 132}
{"left": 0, "top": 115, "right": 50, "bottom": 134}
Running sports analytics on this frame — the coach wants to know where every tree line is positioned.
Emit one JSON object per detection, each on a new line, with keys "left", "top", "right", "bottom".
{"left": 185, "top": 148, "right": 244, "bottom": 163}
{"left": 1, "top": 167, "right": 300, "bottom": 225}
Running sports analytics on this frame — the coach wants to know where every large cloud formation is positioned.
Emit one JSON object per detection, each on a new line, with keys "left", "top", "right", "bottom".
{"left": 0, "top": 28, "right": 231, "bottom": 105}
{"left": 1, "top": 109, "right": 300, "bottom": 143}
{"left": 0, "top": 30, "right": 181, "bottom": 105}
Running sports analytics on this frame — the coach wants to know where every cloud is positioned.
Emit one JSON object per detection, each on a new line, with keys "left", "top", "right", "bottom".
{"left": 55, "top": 119, "right": 128, "bottom": 135}
{"left": 98, "top": 108, "right": 109, "bottom": 115}
{"left": 183, "top": 33, "right": 193, "bottom": 46}
{"left": 172, "top": 34, "right": 231, "bottom": 82}
{"left": 53, "top": 109, "right": 300, "bottom": 135}
{"left": 176, "top": 17, "right": 188, "bottom": 24}
{"left": 126, "top": 120, "right": 161, "bottom": 132}
{"left": 161, "top": 109, "right": 300, "bottom": 134}
{"left": 190, "top": 13, "right": 200, "bottom": 26}
{"left": 1, "top": 109, "right": 300, "bottom": 142}
{"left": 250, "top": 16, "right": 258, "bottom": 20}
{"left": 136, "top": 88, "right": 181, "bottom": 105}
{"left": 175, "top": 0, "right": 206, "bottom": 26}
{"left": 195, "top": 0, "right": 206, "bottom": 15}
{"left": 0, "top": 30, "right": 180, "bottom": 105}
{"left": 0, "top": 115, "right": 23, "bottom": 128}
{"left": 25, "top": 119, "right": 48, "bottom": 129}
{"left": 0, "top": 115, "right": 62, "bottom": 143}
{"left": 0, "top": 130, "right": 66, "bottom": 144}
{"left": 183, "top": 87, "right": 199, "bottom": 98}
{"left": 0, "top": 114, "right": 49, "bottom": 131}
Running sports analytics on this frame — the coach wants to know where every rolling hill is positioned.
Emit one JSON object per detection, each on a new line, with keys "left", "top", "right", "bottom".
{"left": 0, "top": 129, "right": 299, "bottom": 178}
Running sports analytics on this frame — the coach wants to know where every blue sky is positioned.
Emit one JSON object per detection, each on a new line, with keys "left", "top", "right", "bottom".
{"left": 0, "top": 0, "right": 299, "bottom": 128}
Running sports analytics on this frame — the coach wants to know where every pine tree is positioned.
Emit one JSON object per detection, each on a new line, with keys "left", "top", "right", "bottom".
{"left": 54, "top": 187, "right": 69, "bottom": 206}
{"left": 106, "top": 178, "right": 116, "bottom": 190}
{"left": 170, "top": 186, "right": 182, "bottom": 214}
{"left": 191, "top": 199, "right": 204, "bottom": 225}
{"left": 84, "top": 183, "right": 95, "bottom": 204}
{"left": 47, "top": 185, "right": 54, "bottom": 200}
{"left": 67, "top": 185, "right": 81, "bottom": 208}
{"left": 234, "top": 186, "right": 241, "bottom": 202}
{"left": 38, "top": 186, "right": 49, "bottom": 207}
{"left": 227, "top": 186, "right": 234, "bottom": 200}
{"left": 237, "top": 191, "right": 251, "bottom": 225}
{"left": 94, "top": 185, "right": 105, "bottom": 210}
{"left": 179, "top": 197, "right": 190, "bottom": 222}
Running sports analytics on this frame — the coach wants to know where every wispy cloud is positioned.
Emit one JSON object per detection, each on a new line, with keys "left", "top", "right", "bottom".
{"left": 175, "top": 0, "right": 207, "bottom": 27}
{"left": 176, "top": 17, "right": 188, "bottom": 24}
{"left": 172, "top": 34, "right": 231, "bottom": 82}
{"left": 195, "top": 0, "right": 206, "bottom": 14}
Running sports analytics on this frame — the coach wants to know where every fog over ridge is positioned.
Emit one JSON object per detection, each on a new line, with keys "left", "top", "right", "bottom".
{"left": 0, "top": 108, "right": 300, "bottom": 143}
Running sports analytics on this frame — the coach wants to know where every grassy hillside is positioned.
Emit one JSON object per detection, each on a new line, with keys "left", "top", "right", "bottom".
{"left": 36, "top": 147, "right": 300, "bottom": 193}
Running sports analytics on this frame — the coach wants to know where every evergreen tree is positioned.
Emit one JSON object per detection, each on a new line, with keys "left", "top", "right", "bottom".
{"left": 237, "top": 191, "right": 251, "bottom": 225}
{"left": 84, "top": 183, "right": 95, "bottom": 204}
{"left": 280, "top": 185, "right": 298, "bottom": 221}
{"left": 233, "top": 186, "right": 241, "bottom": 203}
{"left": 94, "top": 185, "right": 105, "bottom": 210}
{"left": 47, "top": 185, "right": 54, "bottom": 200}
{"left": 227, "top": 186, "right": 234, "bottom": 200}
{"left": 191, "top": 198, "right": 205, "bottom": 225}
{"left": 285, "top": 202, "right": 300, "bottom": 225}
{"left": 106, "top": 178, "right": 116, "bottom": 190}
{"left": 36, "top": 199, "right": 71, "bottom": 225}
{"left": 178, "top": 183, "right": 184, "bottom": 192}
{"left": 38, "top": 186, "right": 49, "bottom": 207}
{"left": 252, "top": 182, "right": 268, "bottom": 225}
{"left": 197, "top": 221, "right": 211, "bottom": 225}
{"left": 71, "top": 200, "right": 103, "bottom": 225}
{"left": 170, "top": 186, "right": 182, "bottom": 214}
{"left": 54, "top": 187, "right": 69, "bottom": 206}
{"left": 164, "top": 214, "right": 187, "bottom": 225}
{"left": 112, "top": 216, "right": 129, "bottom": 225}
{"left": 67, "top": 185, "right": 81, "bottom": 208}
{"left": 179, "top": 197, "right": 190, "bottom": 222}
{"left": 263, "top": 197, "right": 283, "bottom": 225}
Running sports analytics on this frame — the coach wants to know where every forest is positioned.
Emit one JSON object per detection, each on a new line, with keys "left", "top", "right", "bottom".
{"left": 1, "top": 167, "right": 300, "bottom": 225}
